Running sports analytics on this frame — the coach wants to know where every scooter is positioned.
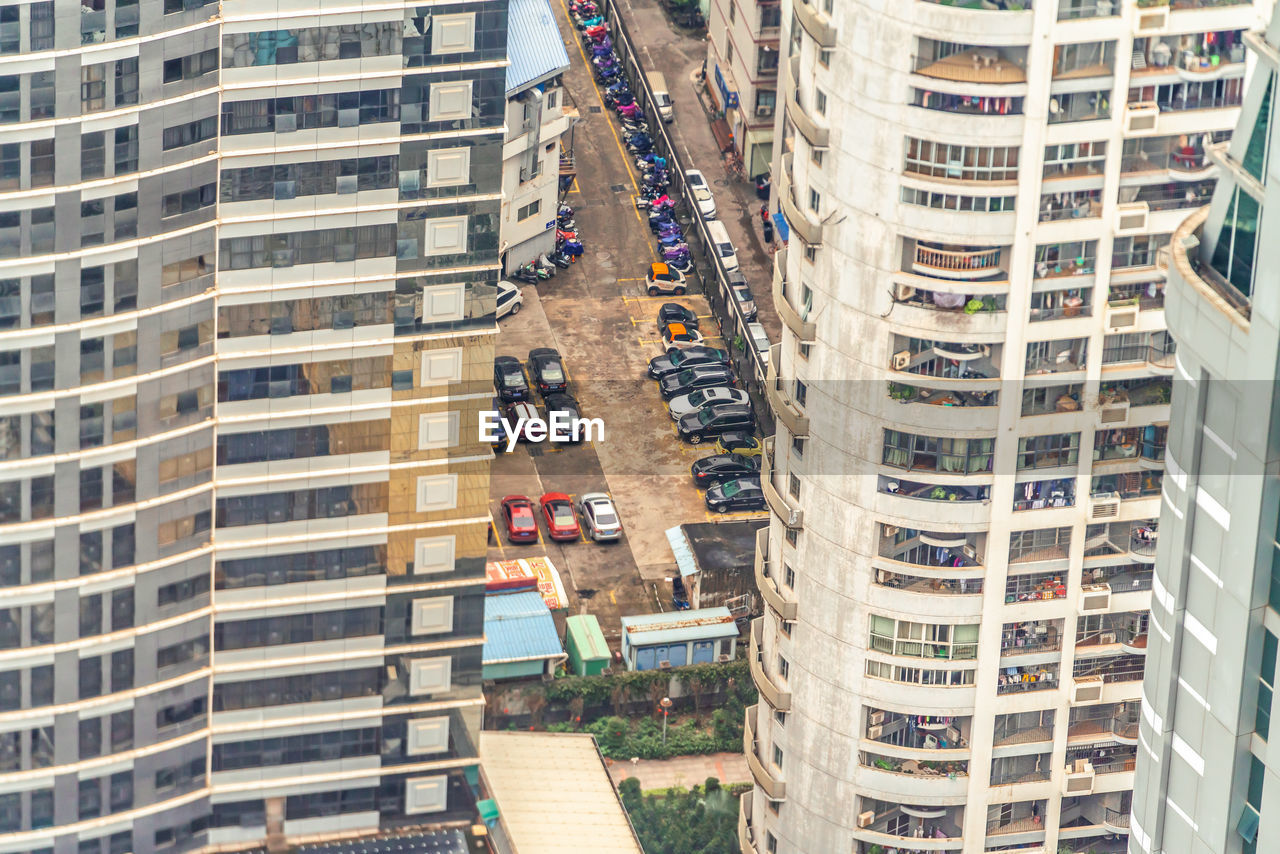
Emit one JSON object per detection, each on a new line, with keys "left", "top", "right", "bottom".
{"left": 559, "top": 239, "right": 584, "bottom": 261}
{"left": 556, "top": 228, "right": 579, "bottom": 242}
{"left": 545, "top": 250, "right": 571, "bottom": 269}
{"left": 657, "top": 232, "right": 685, "bottom": 248}
{"left": 511, "top": 266, "right": 540, "bottom": 284}
{"left": 535, "top": 255, "right": 557, "bottom": 277}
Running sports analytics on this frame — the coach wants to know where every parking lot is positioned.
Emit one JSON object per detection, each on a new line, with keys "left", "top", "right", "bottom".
{"left": 487, "top": 2, "right": 767, "bottom": 639}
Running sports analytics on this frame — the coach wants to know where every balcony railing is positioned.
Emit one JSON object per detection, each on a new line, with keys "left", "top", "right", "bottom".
{"left": 1058, "top": 0, "right": 1118, "bottom": 19}
{"left": 793, "top": 0, "right": 835, "bottom": 48}
{"left": 1011, "top": 479, "right": 1076, "bottom": 512}
{"left": 921, "top": 0, "right": 1032, "bottom": 8}
{"left": 878, "top": 530, "right": 983, "bottom": 568}
{"left": 749, "top": 618, "right": 792, "bottom": 711}
{"left": 755, "top": 528, "right": 797, "bottom": 620}
{"left": 744, "top": 704, "right": 787, "bottom": 800}
{"left": 1105, "top": 807, "right": 1131, "bottom": 830}
{"left": 912, "top": 48, "right": 1027, "bottom": 84}
{"left": 773, "top": 250, "right": 815, "bottom": 341}
{"left": 997, "top": 665, "right": 1058, "bottom": 694}
{"left": 1068, "top": 708, "right": 1140, "bottom": 743}
{"left": 881, "top": 477, "right": 991, "bottom": 505}
{"left": 877, "top": 570, "right": 984, "bottom": 597}
{"left": 1000, "top": 625, "right": 1061, "bottom": 657}
{"left": 1072, "top": 653, "right": 1146, "bottom": 685}
{"left": 779, "top": 153, "right": 823, "bottom": 246}
{"left": 861, "top": 751, "right": 970, "bottom": 778}
{"left": 911, "top": 244, "right": 1004, "bottom": 279}
{"left": 1065, "top": 744, "right": 1137, "bottom": 775}
{"left": 1006, "top": 572, "right": 1067, "bottom": 603}
{"left": 761, "top": 437, "right": 802, "bottom": 529}
{"left": 912, "top": 88, "right": 1024, "bottom": 116}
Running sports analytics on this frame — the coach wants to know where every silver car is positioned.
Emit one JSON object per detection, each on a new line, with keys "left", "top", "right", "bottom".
{"left": 667, "top": 386, "right": 749, "bottom": 421}
{"left": 578, "top": 492, "right": 622, "bottom": 542}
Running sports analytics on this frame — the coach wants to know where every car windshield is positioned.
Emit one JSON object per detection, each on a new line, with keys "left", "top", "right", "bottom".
{"left": 731, "top": 454, "right": 753, "bottom": 467}
{"left": 540, "top": 361, "right": 564, "bottom": 382}
{"left": 688, "top": 390, "right": 708, "bottom": 406}
{"left": 675, "top": 369, "right": 697, "bottom": 384}
{"left": 718, "top": 243, "right": 733, "bottom": 257}
{"left": 734, "top": 287, "right": 751, "bottom": 301}
{"left": 668, "top": 350, "right": 687, "bottom": 366}
{"left": 688, "top": 173, "right": 705, "bottom": 187}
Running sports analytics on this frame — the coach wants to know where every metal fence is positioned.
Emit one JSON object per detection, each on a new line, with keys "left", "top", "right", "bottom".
{"left": 600, "top": 0, "right": 773, "bottom": 431}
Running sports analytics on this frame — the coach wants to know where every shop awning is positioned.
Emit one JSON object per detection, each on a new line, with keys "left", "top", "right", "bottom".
{"left": 772, "top": 212, "right": 790, "bottom": 243}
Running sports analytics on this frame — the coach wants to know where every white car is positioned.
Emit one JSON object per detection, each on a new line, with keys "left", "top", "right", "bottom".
{"left": 661, "top": 321, "right": 704, "bottom": 351}
{"left": 668, "top": 386, "right": 749, "bottom": 421}
{"left": 496, "top": 280, "right": 525, "bottom": 319}
{"left": 578, "top": 492, "right": 622, "bottom": 542}
{"left": 747, "top": 322, "right": 771, "bottom": 364}
{"left": 685, "top": 169, "right": 717, "bottom": 219}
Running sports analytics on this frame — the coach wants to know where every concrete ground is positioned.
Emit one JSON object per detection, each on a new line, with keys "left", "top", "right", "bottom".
{"left": 487, "top": 1, "right": 767, "bottom": 644}
{"left": 607, "top": 752, "right": 751, "bottom": 791}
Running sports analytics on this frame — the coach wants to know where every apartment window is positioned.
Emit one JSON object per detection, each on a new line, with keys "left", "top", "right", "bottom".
{"left": 726, "top": 42, "right": 733, "bottom": 65}
{"left": 869, "top": 615, "right": 979, "bottom": 660}
{"left": 114, "top": 58, "right": 138, "bottom": 106}
{"left": 866, "top": 660, "right": 976, "bottom": 686}
{"left": 803, "top": 245, "right": 817, "bottom": 263}
{"left": 905, "top": 139, "right": 1020, "bottom": 182}
{"left": 163, "top": 49, "right": 218, "bottom": 83}
{"left": 900, "top": 187, "right": 1015, "bottom": 212}
{"left": 818, "top": 49, "right": 831, "bottom": 67}
{"left": 771, "top": 744, "right": 783, "bottom": 769}
{"left": 784, "top": 565, "right": 795, "bottom": 589}
{"left": 794, "top": 379, "right": 807, "bottom": 407}
{"left": 1239, "top": 754, "right": 1264, "bottom": 853}
{"left": 788, "top": 474, "right": 801, "bottom": 500}
{"left": 517, "top": 199, "right": 541, "bottom": 221}
{"left": 1259, "top": 630, "right": 1277, "bottom": 741}
{"left": 808, "top": 188, "right": 820, "bottom": 213}
{"left": 792, "top": 436, "right": 805, "bottom": 457}
{"left": 810, "top": 148, "right": 823, "bottom": 168}
{"left": 882, "top": 430, "right": 995, "bottom": 474}
{"left": 1017, "top": 433, "right": 1080, "bottom": 470}
{"left": 161, "top": 183, "right": 216, "bottom": 218}
{"left": 81, "top": 64, "right": 106, "bottom": 111}
{"left": 814, "top": 89, "right": 827, "bottom": 115}
{"left": 1009, "top": 527, "right": 1071, "bottom": 562}
{"left": 161, "top": 117, "right": 217, "bottom": 151}
{"left": 777, "top": 655, "right": 789, "bottom": 681}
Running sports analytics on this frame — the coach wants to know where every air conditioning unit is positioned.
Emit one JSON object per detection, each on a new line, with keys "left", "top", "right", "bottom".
{"left": 857, "top": 811, "right": 875, "bottom": 828}
{"left": 757, "top": 105, "right": 774, "bottom": 118}
{"left": 1117, "top": 202, "right": 1150, "bottom": 234}
{"left": 1080, "top": 583, "right": 1112, "bottom": 612}
{"left": 894, "top": 283, "right": 917, "bottom": 301}
{"left": 946, "top": 726, "right": 960, "bottom": 743}
{"left": 1135, "top": 5, "right": 1169, "bottom": 34}
{"left": 659, "top": 660, "right": 672, "bottom": 670}
{"left": 1072, "top": 676, "right": 1105, "bottom": 705}
{"left": 891, "top": 350, "right": 911, "bottom": 370}
{"left": 962, "top": 544, "right": 977, "bottom": 559}
{"left": 718, "top": 653, "right": 731, "bottom": 663}
{"left": 868, "top": 710, "right": 885, "bottom": 726}
{"left": 1100, "top": 631, "right": 1117, "bottom": 645}
{"left": 1090, "top": 492, "right": 1121, "bottom": 521}
{"left": 1064, "top": 760, "right": 1096, "bottom": 795}
{"left": 1124, "top": 102, "right": 1160, "bottom": 136}
{"left": 1106, "top": 304, "right": 1139, "bottom": 330}
{"left": 882, "top": 525, "right": 899, "bottom": 538}
{"left": 867, "top": 724, "right": 884, "bottom": 739}
{"left": 1099, "top": 398, "right": 1131, "bottom": 425}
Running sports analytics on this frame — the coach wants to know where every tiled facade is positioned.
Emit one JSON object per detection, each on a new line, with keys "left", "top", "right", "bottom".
{"left": 744, "top": 1, "right": 1273, "bottom": 853}
{"left": 0, "top": 2, "right": 504, "bottom": 852}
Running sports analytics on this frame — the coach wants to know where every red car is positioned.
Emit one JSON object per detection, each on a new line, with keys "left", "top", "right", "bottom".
{"left": 500, "top": 495, "right": 539, "bottom": 544}
{"left": 540, "top": 492, "right": 581, "bottom": 541}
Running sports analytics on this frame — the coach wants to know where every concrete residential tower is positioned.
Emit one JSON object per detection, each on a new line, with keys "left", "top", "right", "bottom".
{"left": 742, "top": 1, "right": 1273, "bottom": 853}
{"left": 1129, "top": 7, "right": 1280, "bottom": 854}
{"left": 0, "top": 1, "right": 511, "bottom": 852}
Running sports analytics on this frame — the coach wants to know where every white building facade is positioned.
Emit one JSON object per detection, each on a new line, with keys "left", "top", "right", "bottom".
{"left": 706, "top": 0, "right": 782, "bottom": 177}
{"left": 742, "top": 1, "right": 1274, "bottom": 853}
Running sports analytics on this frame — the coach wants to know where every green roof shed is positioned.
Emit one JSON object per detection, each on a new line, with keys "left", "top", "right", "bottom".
{"left": 564, "top": 614, "right": 611, "bottom": 676}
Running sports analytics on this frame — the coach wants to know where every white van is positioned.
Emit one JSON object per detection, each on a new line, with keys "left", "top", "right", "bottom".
{"left": 705, "top": 220, "right": 739, "bottom": 272}
{"left": 648, "top": 72, "right": 674, "bottom": 123}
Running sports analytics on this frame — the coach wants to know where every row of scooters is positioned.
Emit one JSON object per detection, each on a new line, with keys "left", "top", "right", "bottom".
{"left": 574, "top": 7, "right": 692, "bottom": 272}
{"left": 509, "top": 204, "right": 584, "bottom": 284}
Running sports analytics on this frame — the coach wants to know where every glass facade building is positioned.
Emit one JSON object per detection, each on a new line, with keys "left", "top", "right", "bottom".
{"left": 0, "top": 2, "right": 505, "bottom": 851}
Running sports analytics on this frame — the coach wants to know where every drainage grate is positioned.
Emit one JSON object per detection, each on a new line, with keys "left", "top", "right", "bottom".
{"left": 588, "top": 106, "right": 602, "bottom": 113}
{"left": 527, "top": 445, "right": 544, "bottom": 458}
{"left": 610, "top": 183, "right": 628, "bottom": 193}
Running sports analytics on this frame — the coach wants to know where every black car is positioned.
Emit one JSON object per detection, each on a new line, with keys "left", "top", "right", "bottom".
{"left": 659, "top": 366, "right": 735, "bottom": 401}
{"left": 657, "top": 302, "right": 699, "bottom": 330}
{"left": 528, "top": 348, "right": 568, "bottom": 396}
{"left": 544, "top": 392, "right": 582, "bottom": 443}
{"left": 647, "top": 346, "right": 731, "bottom": 379}
{"left": 676, "top": 403, "right": 755, "bottom": 443}
{"left": 487, "top": 396, "right": 509, "bottom": 447}
{"left": 494, "top": 356, "right": 529, "bottom": 403}
{"left": 691, "top": 453, "right": 761, "bottom": 486}
{"left": 705, "top": 477, "right": 765, "bottom": 513}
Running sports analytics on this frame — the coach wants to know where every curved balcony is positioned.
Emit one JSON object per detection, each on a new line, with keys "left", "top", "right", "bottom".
{"left": 910, "top": 0, "right": 1034, "bottom": 43}
{"left": 738, "top": 790, "right": 756, "bottom": 853}
{"left": 765, "top": 346, "right": 809, "bottom": 437}
{"left": 910, "top": 243, "right": 1007, "bottom": 282}
{"left": 1128, "top": 528, "right": 1158, "bottom": 563}
{"left": 1168, "top": 152, "right": 1215, "bottom": 181}
{"left": 889, "top": 291, "right": 1009, "bottom": 338}
{"left": 1119, "top": 631, "right": 1148, "bottom": 655}
{"left": 762, "top": 438, "right": 803, "bottom": 530}
{"left": 755, "top": 528, "right": 797, "bottom": 621}
{"left": 779, "top": 153, "right": 824, "bottom": 246}
{"left": 773, "top": 251, "right": 815, "bottom": 341}
{"left": 854, "top": 760, "right": 970, "bottom": 803}
{"left": 745, "top": 703, "right": 787, "bottom": 801}
{"left": 793, "top": 0, "right": 836, "bottom": 47}
{"left": 876, "top": 482, "right": 992, "bottom": 529}
{"left": 786, "top": 60, "right": 830, "bottom": 149}
{"left": 750, "top": 617, "right": 792, "bottom": 711}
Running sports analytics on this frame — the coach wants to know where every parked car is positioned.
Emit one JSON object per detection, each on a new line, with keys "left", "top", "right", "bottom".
{"left": 705, "top": 477, "right": 766, "bottom": 513}
{"left": 659, "top": 365, "right": 735, "bottom": 400}
{"left": 691, "top": 453, "right": 761, "bottom": 486}
{"left": 487, "top": 396, "right": 509, "bottom": 449}
{"left": 504, "top": 401, "right": 539, "bottom": 441}
{"left": 684, "top": 169, "right": 717, "bottom": 219}
{"left": 499, "top": 495, "right": 539, "bottom": 543}
{"left": 646, "top": 262, "right": 687, "bottom": 296}
{"left": 715, "top": 431, "right": 762, "bottom": 457}
{"left": 544, "top": 393, "right": 583, "bottom": 443}
{"left": 647, "top": 346, "right": 731, "bottom": 379}
{"left": 496, "top": 280, "right": 524, "bottom": 319}
{"left": 727, "top": 272, "right": 757, "bottom": 321}
{"left": 661, "top": 321, "right": 704, "bottom": 351}
{"left": 528, "top": 347, "right": 568, "bottom": 396}
{"left": 494, "top": 356, "right": 530, "bottom": 403}
{"left": 578, "top": 492, "right": 622, "bottom": 541}
{"left": 676, "top": 403, "right": 755, "bottom": 444}
{"left": 747, "top": 322, "right": 771, "bottom": 364}
{"left": 540, "top": 492, "right": 581, "bottom": 541}
{"left": 657, "top": 302, "right": 699, "bottom": 329}
{"left": 705, "top": 221, "right": 739, "bottom": 272}
{"left": 668, "top": 387, "right": 750, "bottom": 421}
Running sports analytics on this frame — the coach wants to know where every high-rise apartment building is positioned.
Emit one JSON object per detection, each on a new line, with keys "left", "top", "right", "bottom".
{"left": 706, "top": 0, "right": 782, "bottom": 177}
{"left": 0, "top": 1, "right": 508, "bottom": 852}
{"left": 1129, "top": 8, "right": 1280, "bottom": 854}
{"left": 741, "top": 1, "right": 1272, "bottom": 853}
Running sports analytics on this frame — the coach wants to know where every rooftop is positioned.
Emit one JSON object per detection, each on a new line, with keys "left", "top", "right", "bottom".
{"left": 483, "top": 591, "right": 566, "bottom": 665}
{"left": 685, "top": 520, "right": 768, "bottom": 574}
{"left": 621, "top": 606, "right": 738, "bottom": 645}
{"left": 506, "top": 0, "right": 571, "bottom": 94}
{"left": 479, "top": 732, "right": 644, "bottom": 854}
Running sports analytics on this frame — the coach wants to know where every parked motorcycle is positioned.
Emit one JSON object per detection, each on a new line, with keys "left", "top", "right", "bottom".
{"left": 545, "top": 250, "right": 571, "bottom": 269}
{"left": 511, "top": 266, "right": 540, "bottom": 284}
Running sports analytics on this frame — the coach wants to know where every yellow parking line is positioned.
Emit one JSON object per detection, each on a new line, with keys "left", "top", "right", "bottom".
{"left": 617, "top": 277, "right": 646, "bottom": 282}
{"left": 568, "top": 178, "right": 581, "bottom": 194}
{"left": 490, "top": 513, "right": 506, "bottom": 556}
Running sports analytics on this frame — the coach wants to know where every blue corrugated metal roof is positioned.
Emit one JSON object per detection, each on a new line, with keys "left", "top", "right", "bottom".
{"left": 484, "top": 591, "right": 566, "bottom": 664}
{"left": 621, "top": 607, "right": 738, "bottom": 647}
{"left": 665, "top": 525, "right": 699, "bottom": 578}
{"left": 506, "top": 0, "right": 571, "bottom": 94}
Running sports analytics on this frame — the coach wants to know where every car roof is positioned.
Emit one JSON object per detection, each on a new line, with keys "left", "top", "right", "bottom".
{"left": 581, "top": 492, "right": 612, "bottom": 504}
{"left": 498, "top": 280, "right": 519, "bottom": 292}
{"left": 666, "top": 322, "right": 688, "bottom": 335}
{"left": 529, "top": 347, "right": 558, "bottom": 359}
{"left": 684, "top": 169, "right": 705, "bottom": 184}
{"left": 509, "top": 401, "right": 538, "bottom": 415}
{"left": 650, "top": 262, "right": 670, "bottom": 276}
